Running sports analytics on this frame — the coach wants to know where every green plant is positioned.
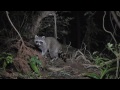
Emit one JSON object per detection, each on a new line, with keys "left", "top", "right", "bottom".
{"left": 29, "top": 56, "right": 42, "bottom": 74}
{"left": 106, "top": 43, "right": 120, "bottom": 78}
{"left": 0, "top": 52, "right": 13, "bottom": 70}
{"left": 86, "top": 67, "right": 116, "bottom": 79}
{"left": 85, "top": 48, "right": 116, "bottom": 79}
{"left": 86, "top": 57, "right": 116, "bottom": 79}
{"left": 107, "top": 43, "right": 120, "bottom": 58}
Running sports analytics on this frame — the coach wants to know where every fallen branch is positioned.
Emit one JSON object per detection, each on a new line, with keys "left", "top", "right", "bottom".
{"left": 83, "top": 64, "right": 100, "bottom": 69}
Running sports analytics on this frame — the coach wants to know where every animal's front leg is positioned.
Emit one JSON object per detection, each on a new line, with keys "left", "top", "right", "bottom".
{"left": 41, "top": 48, "right": 47, "bottom": 56}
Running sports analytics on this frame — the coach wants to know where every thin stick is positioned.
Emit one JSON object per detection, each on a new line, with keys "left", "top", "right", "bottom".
{"left": 6, "top": 11, "right": 24, "bottom": 45}
{"left": 83, "top": 64, "right": 100, "bottom": 69}
{"left": 65, "top": 42, "right": 71, "bottom": 53}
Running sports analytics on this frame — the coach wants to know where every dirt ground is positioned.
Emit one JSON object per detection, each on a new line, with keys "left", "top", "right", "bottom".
{"left": 39, "top": 54, "right": 100, "bottom": 79}
{"left": 0, "top": 44, "right": 100, "bottom": 79}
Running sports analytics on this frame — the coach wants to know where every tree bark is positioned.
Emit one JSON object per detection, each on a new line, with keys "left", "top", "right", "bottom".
{"left": 30, "top": 11, "right": 55, "bottom": 38}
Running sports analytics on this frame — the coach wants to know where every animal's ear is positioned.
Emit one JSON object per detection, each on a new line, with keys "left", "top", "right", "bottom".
{"left": 42, "top": 36, "right": 45, "bottom": 39}
{"left": 35, "top": 35, "right": 38, "bottom": 38}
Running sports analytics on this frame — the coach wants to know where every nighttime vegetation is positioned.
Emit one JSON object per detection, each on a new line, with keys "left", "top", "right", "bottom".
{"left": 0, "top": 11, "right": 120, "bottom": 79}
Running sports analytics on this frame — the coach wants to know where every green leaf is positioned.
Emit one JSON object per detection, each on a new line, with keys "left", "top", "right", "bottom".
{"left": 85, "top": 73, "right": 100, "bottom": 79}
{"left": 107, "top": 43, "right": 113, "bottom": 48}
{"left": 29, "top": 56, "right": 41, "bottom": 74}
{"left": 29, "top": 61, "right": 39, "bottom": 74}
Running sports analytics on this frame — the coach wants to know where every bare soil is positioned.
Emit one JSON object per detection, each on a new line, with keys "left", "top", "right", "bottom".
{"left": 40, "top": 54, "right": 100, "bottom": 79}
{"left": 0, "top": 41, "right": 100, "bottom": 79}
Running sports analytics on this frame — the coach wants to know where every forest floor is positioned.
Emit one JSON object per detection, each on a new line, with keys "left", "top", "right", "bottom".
{"left": 0, "top": 43, "right": 100, "bottom": 79}
{"left": 40, "top": 56, "right": 100, "bottom": 79}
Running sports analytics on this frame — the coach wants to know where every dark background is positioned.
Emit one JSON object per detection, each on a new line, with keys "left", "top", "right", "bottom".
{"left": 0, "top": 11, "right": 119, "bottom": 53}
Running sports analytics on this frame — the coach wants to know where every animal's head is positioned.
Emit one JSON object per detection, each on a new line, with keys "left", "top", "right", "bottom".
{"left": 34, "top": 35, "right": 46, "bottom": 46}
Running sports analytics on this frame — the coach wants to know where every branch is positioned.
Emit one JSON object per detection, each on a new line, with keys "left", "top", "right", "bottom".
{"left": 48, "top": 11, "right": 57, "bottom": 39}
{"left": 54, "top": 13, "right": 57, "bottom": 39}
{"left": 31, "top": 11, "right": 56, "bottom": 37}
{"left": 103, "top": 11, "right": 117, "bottom": 45}
{"left": 110, "top": 12, "right": 117, "bottom": 36}
{"left": 6, "top": 11, "right": 24, "bottom": 44}
{"left": 103, "top": 11, "right": 119, "bottom": 78}
{"left": 65, "top": 42, "right": 71, "bottom": 53}
{"left": 111, "top": 11, "right": 120, "bottom": 29}
{"left": 75, "top": 50, "right": 91, "bottom": 63}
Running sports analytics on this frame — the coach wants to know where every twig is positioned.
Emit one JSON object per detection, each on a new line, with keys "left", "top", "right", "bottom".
{"left": 83, "top": 64, "right": 100, "bottom": 69}
{"left": 75, "top": 50, "right": 91, "bottom": 63}
{"left": 101, "top": 59, "right": 116, "bottom": 67}
{"left": 65, "top": 42, "right": 71, "bottom": 53}
{"left": 80, "top": 42, "right": 87, "bottom": 54}
{"left": 20, "top": 12, "right": 27, "bottom": 29}
{"left": 83, "top": 59, "right": 115, "bottom": 69}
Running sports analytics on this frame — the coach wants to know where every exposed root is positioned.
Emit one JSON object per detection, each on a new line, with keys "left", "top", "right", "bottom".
{"left": 13, "top": 40, "right": 46, "bottom": 74}
{"left": 6, "top": 11, "right": 46, "bottom": 75}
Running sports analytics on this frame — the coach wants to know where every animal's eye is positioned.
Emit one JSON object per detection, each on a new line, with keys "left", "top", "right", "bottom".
{"left": 35, "top": 41, "right": 38, "bottom": 43}
{"left": 40, "top": 41, "right": 43, "bottom": 44}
